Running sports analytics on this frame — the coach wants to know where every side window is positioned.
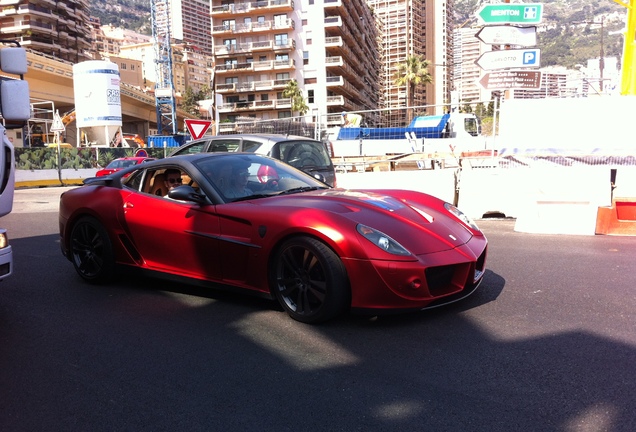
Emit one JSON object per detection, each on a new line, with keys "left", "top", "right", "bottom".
{"left": 280, "top": 142, "right": 330, "bottom": 168}
{"left": 173, "top": 143, "right": 205, "bottom": 155}
{"left": 123, "top": 169, "right": 144, "bottom": 191}
{"left": 208, "top": 139, "right": 241, "bottom": 152}
{"left": 241, "top": 140, "right": 262, "bottom": 153}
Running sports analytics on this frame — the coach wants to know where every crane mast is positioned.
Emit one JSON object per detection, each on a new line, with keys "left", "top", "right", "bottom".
{"left": 150, "top": 0, "right": 177, "bottom": 134}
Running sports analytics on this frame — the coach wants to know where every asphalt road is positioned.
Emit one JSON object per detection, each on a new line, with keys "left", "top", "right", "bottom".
{"left": 2, "top": 187, "right": 636, "bottom": 432}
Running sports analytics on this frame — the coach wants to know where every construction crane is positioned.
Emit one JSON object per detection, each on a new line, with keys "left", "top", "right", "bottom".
{"left": 150, "top": 0, "right": 177, "bottom": 134}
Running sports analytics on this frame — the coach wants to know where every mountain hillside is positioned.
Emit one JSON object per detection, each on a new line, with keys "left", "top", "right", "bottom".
{"left": 90, "top": 0, "right": 628, "bottom": 68}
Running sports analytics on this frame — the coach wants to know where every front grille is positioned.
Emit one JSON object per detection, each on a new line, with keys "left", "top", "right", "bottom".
{"left": 0, "top": 262, "right": 10, "bottom": 276}
{"left": 425, "top": 264, "right": 460, "bottom": 296}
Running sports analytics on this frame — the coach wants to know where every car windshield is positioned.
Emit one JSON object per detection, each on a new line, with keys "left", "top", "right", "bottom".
{"left": 194, "top": 154, "right": 328, "bottom": 203}
{"left": 107, "top": 159, "right": 138, "bottom": 169}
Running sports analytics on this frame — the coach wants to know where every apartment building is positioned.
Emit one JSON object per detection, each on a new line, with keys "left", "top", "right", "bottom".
{"left": 368, "top": 0, "right": 453, "bottom": 118}
{"left": 118, "top": 41, "right": 213, "bottom": 95}
{"left": 93, "top": 23, "right": 153, "bottom": 57}
{"left": 211, "top": 0, "right": 381, "bottom": 124}
{"left": 170, "top": 0, "right": 214, "bottom": 56}
{"left": 0, "top": 0, "right": 93, "bottom": 63}
{"left": 452, "top": 26, "right": 492, "bottom": 105}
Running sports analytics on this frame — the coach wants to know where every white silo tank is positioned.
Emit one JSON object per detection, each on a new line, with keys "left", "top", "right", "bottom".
{"left": 73, "top": 61, "right": 122, "bottom": 127}
{"left": 73, "top": 61, "right": 123, "bottom": 147}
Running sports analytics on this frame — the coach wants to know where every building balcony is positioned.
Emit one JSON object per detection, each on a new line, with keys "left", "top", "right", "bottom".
{"left": 212, "top": 18, "right": 295, "bottom": 35}
{"left": 326, "top": 95, "right": 344, "bottom": 106}
{"left": 326, "top": 76, "right": 344, "bottom": 87}
{"left": 325, "top": 36, "right": 343, "bottom": 49}
{"left": 273, "top": 39, "right": 295, "bottom": 52}
{"left": 217, "top": 98, "right": 292, "bottom": 113}
{"left": 216, "top": 83, "right": 237, "bottom": 93}
{"left": 323, "top": 0, "right": 343, "bottom": 10}
{"left": 215, "top": 62, "right": 254, "bottom": 74}
{"left": 210, "top": 0, "right": 294, "bottom": 17}
{"left": 215, "top": 78, "right": 291, "bottom": 94}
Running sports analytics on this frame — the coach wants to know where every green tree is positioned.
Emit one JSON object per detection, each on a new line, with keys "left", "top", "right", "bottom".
{"left": 282, "top": 79, "right": 308, "bottom": 115}
{"left": 392, "top": 55, "right": 433, "bottom": 120}
{"left": 180, "top": 87, "right": 200, "bottom": 117}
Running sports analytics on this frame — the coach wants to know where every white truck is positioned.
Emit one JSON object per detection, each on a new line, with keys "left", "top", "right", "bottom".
{"left": 324, "top": 112, "right": 486, "bottom": 158}
{"left": 0, "top": 40, "right": 32, "bottom": 281}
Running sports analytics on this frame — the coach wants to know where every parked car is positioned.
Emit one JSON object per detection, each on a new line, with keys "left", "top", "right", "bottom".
{"left": 95, "top": 156, "right": 155, "bottom": 177}
{"left": 59, "top": 153, "right": 488, "bottom": 324}
{"left": 169, "top": 134, "right": 336, "bottom": 187}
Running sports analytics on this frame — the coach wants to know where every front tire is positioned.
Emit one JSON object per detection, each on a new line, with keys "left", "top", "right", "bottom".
{"left": 69, "top": 217, "right": 115, "bottom": 283}
{"left": 272, "top": 237, "right": 350, "bottom": 324}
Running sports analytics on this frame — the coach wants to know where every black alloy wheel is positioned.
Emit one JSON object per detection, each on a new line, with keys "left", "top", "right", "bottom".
{"left": 272, "top": 237, "right": 350, "bottom": 324}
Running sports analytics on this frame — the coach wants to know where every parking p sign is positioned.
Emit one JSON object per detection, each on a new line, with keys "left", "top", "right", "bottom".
{"left": 523, "top": 50, "right": 538, "bottom": 66}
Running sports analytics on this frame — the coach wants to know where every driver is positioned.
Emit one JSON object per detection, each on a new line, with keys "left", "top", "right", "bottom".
{"left": 224, "top": 161, "right": 253, "bottom": 199}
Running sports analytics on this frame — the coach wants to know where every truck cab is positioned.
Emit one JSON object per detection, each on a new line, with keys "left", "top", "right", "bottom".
{"left": 0, "top": 40, "right": 32, "bottom": 281}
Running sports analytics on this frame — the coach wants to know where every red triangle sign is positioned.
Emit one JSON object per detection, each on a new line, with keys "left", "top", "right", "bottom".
{"left": 185, "top": 119, "right": 212, "bottom": 140}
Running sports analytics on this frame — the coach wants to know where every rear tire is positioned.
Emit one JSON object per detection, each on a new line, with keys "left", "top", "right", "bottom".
{"left": 272, "top": 237, "right": 350, "bottom": 324}
{"left": 69, "top": 217, "right": 115, "bottom": 283}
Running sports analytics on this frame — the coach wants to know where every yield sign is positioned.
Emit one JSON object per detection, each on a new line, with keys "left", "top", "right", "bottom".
{"left": 185, "top": 119, "right": 212, "bottom": 140}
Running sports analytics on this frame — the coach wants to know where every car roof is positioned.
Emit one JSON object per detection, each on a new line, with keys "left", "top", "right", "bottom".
{"left": 112, "top": 157, "right": 154, "bottom": 161}
{"left": 187, "top": 133, "right": 319, "bottom": 144}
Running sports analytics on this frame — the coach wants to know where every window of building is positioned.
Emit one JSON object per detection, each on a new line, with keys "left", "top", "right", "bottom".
{"left": 257, "top": 16, "right": 265, "bottom": 23}
{"left": 275, "top": 54, "right": 289, "bottom": 61}
{"left": 274, "top": 34, "right": 288, "bottom": 46}
{"left": 278, "top": 111, "right": 292, "bottom": 119}
{"left": 276, "top": 73, "right": 290, "bottom": 81}
{"left": 222, "top": 19, "right": 235, "bottom": 29}
{"left": 261, "top": 94, "right": 269, "bottom": 101}
{"left": 304, "top": 78, "right": 317, "bottom": 84}
{"left": 225, "top": 77, "right": 238, "bottom": 84}
{"left": 303, "top": 51, "right": 309, "bottom": 65}
{"left": 302, "top": 19, "right": 308, "bottom": 26}
{"left": 307, "top": 89, "right": 314, "bottom": 103}
{"left": 274, "top": 14, "right": 287, "bottom": 27}
{"left": 120, "top": 63, "right": 127, "bottom": 70}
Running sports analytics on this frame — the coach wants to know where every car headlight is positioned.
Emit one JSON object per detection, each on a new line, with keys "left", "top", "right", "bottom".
{"left": 357, "top": 224, "right": 411, "bottom": 256}
{"left": 0, "top": 231, "right": 8, "bottom": 249}
{"left": 444, "top": 203, "right": 481, "bottom": 231}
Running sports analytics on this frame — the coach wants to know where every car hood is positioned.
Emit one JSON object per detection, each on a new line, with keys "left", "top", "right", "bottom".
{"left": 256, "top": 189, "right": 476, "bottom": 255}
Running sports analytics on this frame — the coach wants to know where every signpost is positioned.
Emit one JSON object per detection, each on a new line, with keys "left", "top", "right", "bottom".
{"left": 184, "top": 119, "right": 212, "bottom": 140}
{"left": 475, "top": 48, "right": 541, "bottom": 71}
{"left": 475, "top": 25, "right": 537, "bottom": 47}
{"left": 476, "top": 3, "right": 543, "bottom": 25}
{"left": 479, "top": 70, "right": 542, "bottom": 90}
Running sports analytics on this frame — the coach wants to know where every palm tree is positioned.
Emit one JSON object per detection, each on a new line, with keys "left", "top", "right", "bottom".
{"left": 393, "top": 55, "right": 433, "bottom": 122}
{"left": 282, "top": 79, "right": 308, "bottom": 116}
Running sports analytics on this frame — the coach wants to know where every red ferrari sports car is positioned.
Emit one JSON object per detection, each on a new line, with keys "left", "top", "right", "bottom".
{"left": 95, "top": 156, "right": 155, "bottom": 177}
{"left": 59, "top": 153, "right": 487, "bottom": 323}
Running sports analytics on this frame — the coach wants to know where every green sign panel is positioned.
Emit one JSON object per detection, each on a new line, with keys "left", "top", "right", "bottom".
{"left": 477, "top": 3, "right": 543, "bottom": 25}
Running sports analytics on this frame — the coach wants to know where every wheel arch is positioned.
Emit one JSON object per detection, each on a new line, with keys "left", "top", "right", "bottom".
{"left": 265, "top": 231, "right": 352, "bottom": 301}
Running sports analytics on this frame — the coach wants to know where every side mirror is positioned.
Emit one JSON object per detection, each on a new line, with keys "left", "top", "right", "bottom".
{"left": 1, "top": 80, "right": 31, "bottom": 121}
{"left": 0, "top": 47, "right": 28, "bottom": 75}
{"left": 168, "top": 185, "right": 207, "bottom": 204}
{"left": 0, "top": 42, "right": 29, "bottom": 128}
